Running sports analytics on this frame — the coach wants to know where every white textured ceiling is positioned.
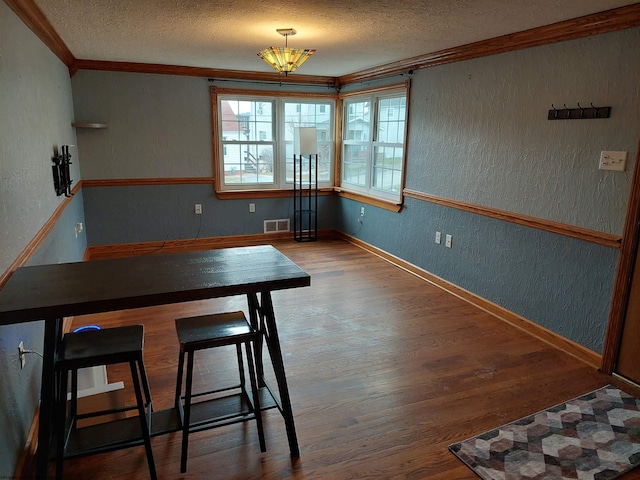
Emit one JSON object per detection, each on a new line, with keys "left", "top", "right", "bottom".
{"left": 34, "top": 0, "right": 639, "bottom": 77}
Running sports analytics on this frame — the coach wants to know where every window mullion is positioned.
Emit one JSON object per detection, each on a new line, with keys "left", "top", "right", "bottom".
{"left": 366, "top": 98, "right": 377, "bottom": 190}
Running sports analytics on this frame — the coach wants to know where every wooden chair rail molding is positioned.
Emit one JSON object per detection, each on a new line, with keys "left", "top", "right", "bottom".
{"left": 0, "top": 182, "right": 83, "bottom": 290}
{"left": 82, "top": 178, "right": 335, "bottom": 200}
{"left": 404, "top": 189, "right": 622, "bottom": 249}
{"left": 7, "top": 0, "right": 640, "bottom": 85}
{"left": 82, "top": 178, "right": 215, "bottom": 187}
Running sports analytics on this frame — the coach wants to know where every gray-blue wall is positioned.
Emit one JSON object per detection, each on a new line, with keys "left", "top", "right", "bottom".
{"left": 336, "top": 196, "right": 618, "bottom": 353}
{"left": 0, "top": 3, "right": 86, "bottom": 476}
{"left": 405, "top": 30, "right": 639, "bottom": 235}
{"left": 83, "top": 184, "right": 336, "bottom": 244}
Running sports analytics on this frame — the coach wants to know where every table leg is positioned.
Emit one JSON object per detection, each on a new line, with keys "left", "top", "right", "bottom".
{"left": 260, "top": 291, "right": 300, "bottom": 458}
{"left": 36, "top": 317, "right": 63, "bottom": 479}
{"left": 247, "top": 293, "right": 265, "bottom": 387}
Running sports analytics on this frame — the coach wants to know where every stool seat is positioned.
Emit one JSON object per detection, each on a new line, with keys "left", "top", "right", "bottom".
{"left": 176, "top": 311, "right": 256, "bottom": 348}
{"left": 175, "top": 311, "right": 266, "bottom": 473}
{"left": 58, "top": 324, "right": 145, "bottom": 366}
{"left": 55, "top": 325, "right": 156, "bottom": 480}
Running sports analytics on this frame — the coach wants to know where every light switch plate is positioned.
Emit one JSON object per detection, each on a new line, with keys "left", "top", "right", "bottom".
{"left": 599, "top": 151, "right": 628, "bottom": 171}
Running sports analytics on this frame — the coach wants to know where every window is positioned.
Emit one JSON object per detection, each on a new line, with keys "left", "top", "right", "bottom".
{"left": 214, "top": 90, "right": 335, "bottom": 192}
{"left": 341, "top": 84, "right": 408, "bottom": 203}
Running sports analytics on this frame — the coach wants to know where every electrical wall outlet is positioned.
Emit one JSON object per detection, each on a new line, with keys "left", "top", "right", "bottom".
{"left": 360, "top": 207, "right": 365, "bottom": 217}
{"left": 435, "top": 231, "right": 442, "bottom": 244}
{"left": 194, "top": 204, "right": 202, "bottom": 214}
{"left": 249, "top": 203, "right": 256, "bottom": 213}
{"left": 599, "top": 151, "right": 628, "bottom": 171}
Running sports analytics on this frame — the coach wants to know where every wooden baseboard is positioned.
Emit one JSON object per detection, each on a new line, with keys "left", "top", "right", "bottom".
{"left": 86, "top": 230, "right": 335, "bottom": 260}
{"left": 335, "top": 231, "right": 602, "bottom": 369}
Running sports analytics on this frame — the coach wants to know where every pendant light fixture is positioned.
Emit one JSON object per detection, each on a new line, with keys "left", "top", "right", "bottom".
{"left": 258, "top": 28, "right": 315, "bottom": 75}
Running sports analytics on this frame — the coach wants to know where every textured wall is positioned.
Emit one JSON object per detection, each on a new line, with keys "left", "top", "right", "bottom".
{"left": 0, "top": 6, "right": 82, "bottom": 273}
{"left": 71, "top": 71, "right": 213, "bottom": 179}
{"left": 83, "top": 184, "right": 336, "bottom": 245}
{"left": 337, "top": 196, "right": 617, "bottom": 353}
{"left": 0, "top": 3, "right": 86, "bottom": 477}
{"left": 407, "top": 28, "right": 640, "bottom": 235}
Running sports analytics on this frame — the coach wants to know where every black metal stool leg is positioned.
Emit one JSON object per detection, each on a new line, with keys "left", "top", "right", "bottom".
{"left": 129, "top": 360, "right": 157, "bottom": 480}
{"left": 137, "top": 357, "right": 154, "bottom": 413}
{"left": 236, "top": 343, "right": 246, "bottom": 386}
{"left": 245, "top": 341, "right": 266, "bottom": 452}
{"left": 55, "top": 367, "right": 69, "bottom": 480}
{"left": 175, "top": 349, "right": 185, "bottom": 411}
{"left": 180, "top": 350, "right": 195, "bottom": 474}
{"left": 247, "top": 294, "right": 265, "bottom": 386}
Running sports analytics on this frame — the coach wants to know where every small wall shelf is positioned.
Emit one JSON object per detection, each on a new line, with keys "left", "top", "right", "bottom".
{"left": 72, "top": 122, "right": 108, "bottom": 129}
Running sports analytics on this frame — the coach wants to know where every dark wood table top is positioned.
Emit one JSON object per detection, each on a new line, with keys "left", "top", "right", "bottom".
{"left": 0, "top": 245, "right": 310, "bottom": 324}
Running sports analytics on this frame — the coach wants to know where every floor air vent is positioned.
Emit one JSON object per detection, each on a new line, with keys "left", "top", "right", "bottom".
{"left": 264, "top": 218, "right": 290, "bottom": 233}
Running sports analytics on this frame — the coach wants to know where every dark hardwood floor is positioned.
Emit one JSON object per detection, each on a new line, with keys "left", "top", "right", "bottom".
{"left": 56, "top": 238, "right": 640, "bottom": 479}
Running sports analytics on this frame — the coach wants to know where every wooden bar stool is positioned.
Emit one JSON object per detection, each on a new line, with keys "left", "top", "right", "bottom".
{"left": 175, "top": 311, "right": 266, "bottom": 473}
{"left": 54, "top": 324, "right": 156, "bottom": 480}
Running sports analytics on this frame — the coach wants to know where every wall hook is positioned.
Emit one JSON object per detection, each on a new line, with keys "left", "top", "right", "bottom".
{"left": 548, "top": 103, "right": 611, "bottom": 121}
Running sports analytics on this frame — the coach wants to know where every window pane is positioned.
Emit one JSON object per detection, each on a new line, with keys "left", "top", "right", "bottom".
{"left": 344, "top": 101, "right": 370, "bottom": 141}
{"left": 342, "top": 144, "right": 368, "bottom": 187}
{"left": 222, "top": 100, "right": 273, "bottom": 142}
{"left": 377, "top": 97, "right": 406, "bottom": 143}
{"left": 373, "top": 146, "right": 403, "bottom": 193}
{"left": 223, "top": 143, "right": 274, "bottom": 184}
{"left": 284, "top": 101, "right": 333, "bottom": 183}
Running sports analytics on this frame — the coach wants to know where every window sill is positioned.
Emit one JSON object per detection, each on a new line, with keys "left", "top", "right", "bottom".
{"left": 334, "top": 188, "right": 402, "bottom": 212}
{"left": 215, "top": 186, "right": 402, "bottom": 213}
{"left": 215, "top": 188, "right": 334, "bottom": 200}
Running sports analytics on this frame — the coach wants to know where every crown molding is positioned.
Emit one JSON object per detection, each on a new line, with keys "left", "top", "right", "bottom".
{"left": 4, "top": 0, "right": 75, "bottom": 69}
{"left": 7, "top": 1, "right": 640, "bottom": 86}
{"left": 338, "top": 3, "right": 640, "bottom": 85}
{"left": 70, "top": 59, "right": 337, "bottom": 85}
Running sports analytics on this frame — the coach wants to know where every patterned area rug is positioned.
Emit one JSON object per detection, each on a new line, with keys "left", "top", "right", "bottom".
{"left": 449, "top": 385, "right": 640, "bottom": 480}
